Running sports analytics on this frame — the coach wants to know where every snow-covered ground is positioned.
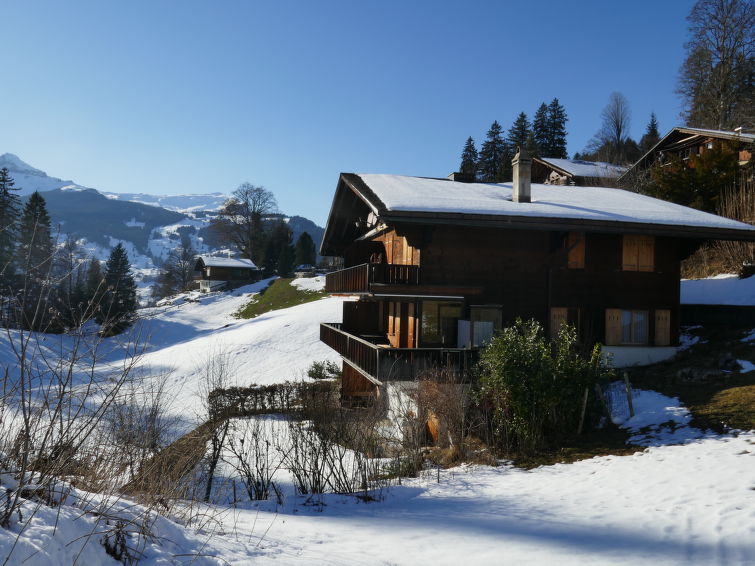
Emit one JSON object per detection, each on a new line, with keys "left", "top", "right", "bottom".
{"left": 681, "top": 273, "right": 755, "bottom": 305}
{"left": 3, "top": 390, "right": 752, "bottom": 565}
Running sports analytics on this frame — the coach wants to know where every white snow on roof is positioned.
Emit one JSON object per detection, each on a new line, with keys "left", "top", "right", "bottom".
{"left": 538, "top": 158, "right": 627, "bottom": 178}
{"left": 198, "top": 255, "right": 258, "bottom": 269}
{"left": 357, "top": 174, "right": 755, "bottom": 233}
{"left": 675, "top": 127, "right": 755, "bottom": 143}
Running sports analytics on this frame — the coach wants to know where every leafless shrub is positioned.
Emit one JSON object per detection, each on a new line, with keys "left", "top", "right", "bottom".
{"left": 225, "top": 417, "right": 283, "bottom": 502}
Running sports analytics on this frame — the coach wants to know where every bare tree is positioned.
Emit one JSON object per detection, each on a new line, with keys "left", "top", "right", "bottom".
{"left": 210, "top": 183, "right": 278, "bottom": 265}
{"left": 153, "top": 236, "right": 197, "bottom": 299}
{"left": 678, "top": 0, "right": 755, "bottom": 130}
{"left": 584, "top": 92, "right": 638, "bottom": 165}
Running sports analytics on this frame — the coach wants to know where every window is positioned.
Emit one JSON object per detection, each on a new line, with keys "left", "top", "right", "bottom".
{"left": 605, "top": 309, "right": 648, "bottom": 345}
{"left": 421, "top": 301, "right": 461, "bottom": 347}
{"left": 470, "top": 306, "right": 502, "bottom": 347}
{"left": 622, "top": 235, "right": 654, "bottom": 272}
{"left": 566, "top": 232, "right": 585, "bottom": 269}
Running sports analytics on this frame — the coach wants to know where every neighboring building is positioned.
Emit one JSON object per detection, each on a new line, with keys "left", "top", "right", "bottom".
{"left": 194, "top": 255, "right": 260, "bottom": 292}
{"left": 319, "top": 154, "right": 755, "bottom": 404}
{"left": 619, "top": 127, "right": 755, "bottom": 186}
{"left": 294, "top": 264, "right": 316, "bottom": 278}
{"left": 532, "top": 157, "right": 627, "bottom": 186}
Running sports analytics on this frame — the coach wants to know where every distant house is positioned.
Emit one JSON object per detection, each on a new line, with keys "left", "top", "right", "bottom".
{"left": 319, "top": 152, "right": 755, "bottom": 405}
{"left": 531, "top": 157, "right": 628, "bottom": 187}
{"left": 619, "top": 127, "right": 755, "bottom": 186}
{"left": 194, "top": 256, "right": 260, "bottom": 292}
{"left": 294, "top": 264, "right": 316, "bottom": 278}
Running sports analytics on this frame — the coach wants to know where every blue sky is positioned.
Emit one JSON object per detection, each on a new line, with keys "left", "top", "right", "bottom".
{"left": 1, "top": 0, "right": 695, "bottom": 225}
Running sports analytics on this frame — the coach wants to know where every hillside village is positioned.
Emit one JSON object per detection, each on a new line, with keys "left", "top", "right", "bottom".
{"left": 1, "top": 1, "right": 754, "bottom": 565}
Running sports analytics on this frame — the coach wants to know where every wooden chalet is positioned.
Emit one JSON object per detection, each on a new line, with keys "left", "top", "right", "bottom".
{"left": 619, "top": 127, "right": 754, "bottom": 185}
{"left": 531, "top": 157, "right": 627, "bottom": 187}
{"left": 319, "top": 151, "right": 755, "bottom": 403}
{"left": 194, "top": 255, "right": 261, "bottom": 292}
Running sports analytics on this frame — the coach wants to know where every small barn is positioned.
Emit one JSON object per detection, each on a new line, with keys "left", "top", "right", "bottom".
{"left": 531, "top": 157, "right": 628, "bottom": 187}
{"left": 194, "top": 256, "right": 261, "bottom": 292}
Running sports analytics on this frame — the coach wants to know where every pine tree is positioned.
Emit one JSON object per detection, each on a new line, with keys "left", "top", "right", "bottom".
{"left": 97, "top": 243, "right": 137, "bottom": 335}
{"left": 640, "top": 112, "right": 661, "bottom": 153}
{"left": 546, "top": 98, "right": 568, "bottom": 158}
{"left": 16, "top": 192, "right": 56, "bottom": 330}
{"left": 532, "top": 104, "right": 549, "bottom": 156}
{"left": 459, "top": 137, "right": 479, "bottom": 179}
{"left": 277, "top": 243, "right": 295, "bottom": 277}
{"left": 294, "top": 232, "right": 316, "bottom": 267}
{"left": 86, "top": 258, "right": 105, "bottom": 306}
{"left": 478, "top": 121, "right": 507, "bottom": 182}
{"left": 262, "top": 220, "right": 292, "bottom": 276}
{"left": 507, "top": 112, "right": 532, "bottom": 153}
{"left": 17, "top": 192, "right": 54, "bottom": 278}
{"left": 0, "top": 167, "right": 21, "bottom": 286}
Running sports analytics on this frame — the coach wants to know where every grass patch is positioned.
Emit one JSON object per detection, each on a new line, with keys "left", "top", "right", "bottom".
{"left": 629, "top": 325, "right": 755, "bottom": 433}
{"left": 512, "top": 424, "right": 638, "bottom": 469}
{"left": 235, "top": 278, "right": 328, "bottom": 319}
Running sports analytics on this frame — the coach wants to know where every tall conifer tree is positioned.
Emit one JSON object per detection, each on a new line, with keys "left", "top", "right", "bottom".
{"left": 478, "top": 121, "right": 507, "bottom": 182}
{"left": 97, "top": 243, "right": 137, "bottom": 334}
{"left": 294, "top": 232, "right": 316, "bottom": 266}
{"left": 546, "top": 98, "right": 568, "bottom": 158}
{"left": 532, "top": 103, "right": 549, "bottom": 156}
{"left": 640, "top": 112, "right": 661, "bottom": 153}
{"left": 459, "top": 137, "right": 479, "bottom": 179}
{"left": 507, "top": 112, "right": 532, "bottom": 153}
{"left": 0, "top": 167, "right": 21, "bottom": 285}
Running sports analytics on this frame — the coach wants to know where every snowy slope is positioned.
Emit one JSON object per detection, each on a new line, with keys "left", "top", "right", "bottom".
{"left": 682, "top": 273, "right": 755, "bottom": 305}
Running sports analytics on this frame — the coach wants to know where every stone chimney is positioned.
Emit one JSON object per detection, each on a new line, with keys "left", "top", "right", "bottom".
{"left": 512, "top": 146, "right": 531, "bottom": 203}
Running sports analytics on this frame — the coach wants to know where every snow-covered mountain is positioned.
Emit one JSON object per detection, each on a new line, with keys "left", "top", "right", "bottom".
{"left": 0, "top": 152, "right": 88, "bottom": 194}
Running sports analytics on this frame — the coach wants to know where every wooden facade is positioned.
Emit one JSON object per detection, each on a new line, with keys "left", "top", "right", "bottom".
{"left": 320, "top": 171, "right": 755, "bottom": 401}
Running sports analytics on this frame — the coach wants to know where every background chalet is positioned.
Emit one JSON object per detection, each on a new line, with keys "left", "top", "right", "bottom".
{"left": 531, "top": 157, "right": 627, "bottom": 187}
{"left": 194, "top": 255, "right": 261, "bottom": 292}
{"left": 620, "top": 126, "right": 755, "bottom": 185}
{"left": 320, "top": 156, "right": 755, "bottom": 402}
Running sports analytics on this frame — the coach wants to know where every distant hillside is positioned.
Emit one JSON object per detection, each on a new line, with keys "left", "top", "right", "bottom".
{"left": 43, "top": 188, "right": 185, "bottom": 251}
{"left": 102, "top": 192, "right": 229, "bottom": 213}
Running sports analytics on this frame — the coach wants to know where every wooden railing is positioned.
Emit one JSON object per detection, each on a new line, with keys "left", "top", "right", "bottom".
{"left": 320, "top": 323, "right": 477, "bottom": 383}
{"left": 325, "top": 263, "right": 420, "bottom": 293}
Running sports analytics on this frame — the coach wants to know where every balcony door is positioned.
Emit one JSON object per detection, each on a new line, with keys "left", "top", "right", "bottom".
{"left": 387, "top": 301, "right": 417, "bottom": 349}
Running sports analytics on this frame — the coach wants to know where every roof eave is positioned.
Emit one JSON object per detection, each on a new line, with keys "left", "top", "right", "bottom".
{"left": 380, "top": 210, "right": 755, "bottom": 241}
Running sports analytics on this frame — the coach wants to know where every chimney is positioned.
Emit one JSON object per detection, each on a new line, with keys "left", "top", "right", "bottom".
{"left": 512, "top": 146, "right": 531, "bottom": 203}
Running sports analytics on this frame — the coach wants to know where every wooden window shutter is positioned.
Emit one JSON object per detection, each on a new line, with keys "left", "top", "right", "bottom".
{"left": 638, "top": 236, "right": 655, "bottom": 272}
{"left": 567, "top": 232, "right": 585, "bottom": 269}
{"left": 550, "top": 307, "right": 568, "bottom": 339}
{"left": 605, "top": 309, "right": 622, "bottom": 346}
{"left": 622, "top": 236, "right": 638, "bottom": 271}
{"left": 654, "top": 309, "right": 671, "bottom": 346}
{"left": 387, "top": 302, "right": 395, "bottom": 336}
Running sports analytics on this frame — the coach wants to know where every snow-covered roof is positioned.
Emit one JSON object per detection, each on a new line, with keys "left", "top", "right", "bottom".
{"left": 536, "top": 158, "right": 627, "bottom": 179}
{"left": 671, "top": 127, "right": 755, "bottom": 143}
{"left": 197, "top": 255, "right": 258, "bottom": 269}
{"left": 357, "top": 174, "right": 751, "bottom": 230}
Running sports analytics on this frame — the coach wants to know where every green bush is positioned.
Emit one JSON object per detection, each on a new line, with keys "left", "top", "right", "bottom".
{"left": 476, "top": 319, "right": 613, "bottom": 456}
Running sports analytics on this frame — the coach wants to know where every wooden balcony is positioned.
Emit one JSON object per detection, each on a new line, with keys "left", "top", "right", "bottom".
{"left": 325, "top": 263, "right": 419, "bottom": 294}
{"left": 320, "top": 322, "right": 477, "bottom": 383}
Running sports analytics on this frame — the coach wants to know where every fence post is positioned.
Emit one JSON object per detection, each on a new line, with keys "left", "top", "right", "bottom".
{"left": 623, "top": 371, "right": 635, "bottom": 417}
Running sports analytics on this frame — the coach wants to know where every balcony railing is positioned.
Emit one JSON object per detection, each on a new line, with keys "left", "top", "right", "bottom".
{"left": 320, "top": 323, "right": 477, "bottom": 383}
{"left": 325, "top": 263, "right": 420, "bottom": 294}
